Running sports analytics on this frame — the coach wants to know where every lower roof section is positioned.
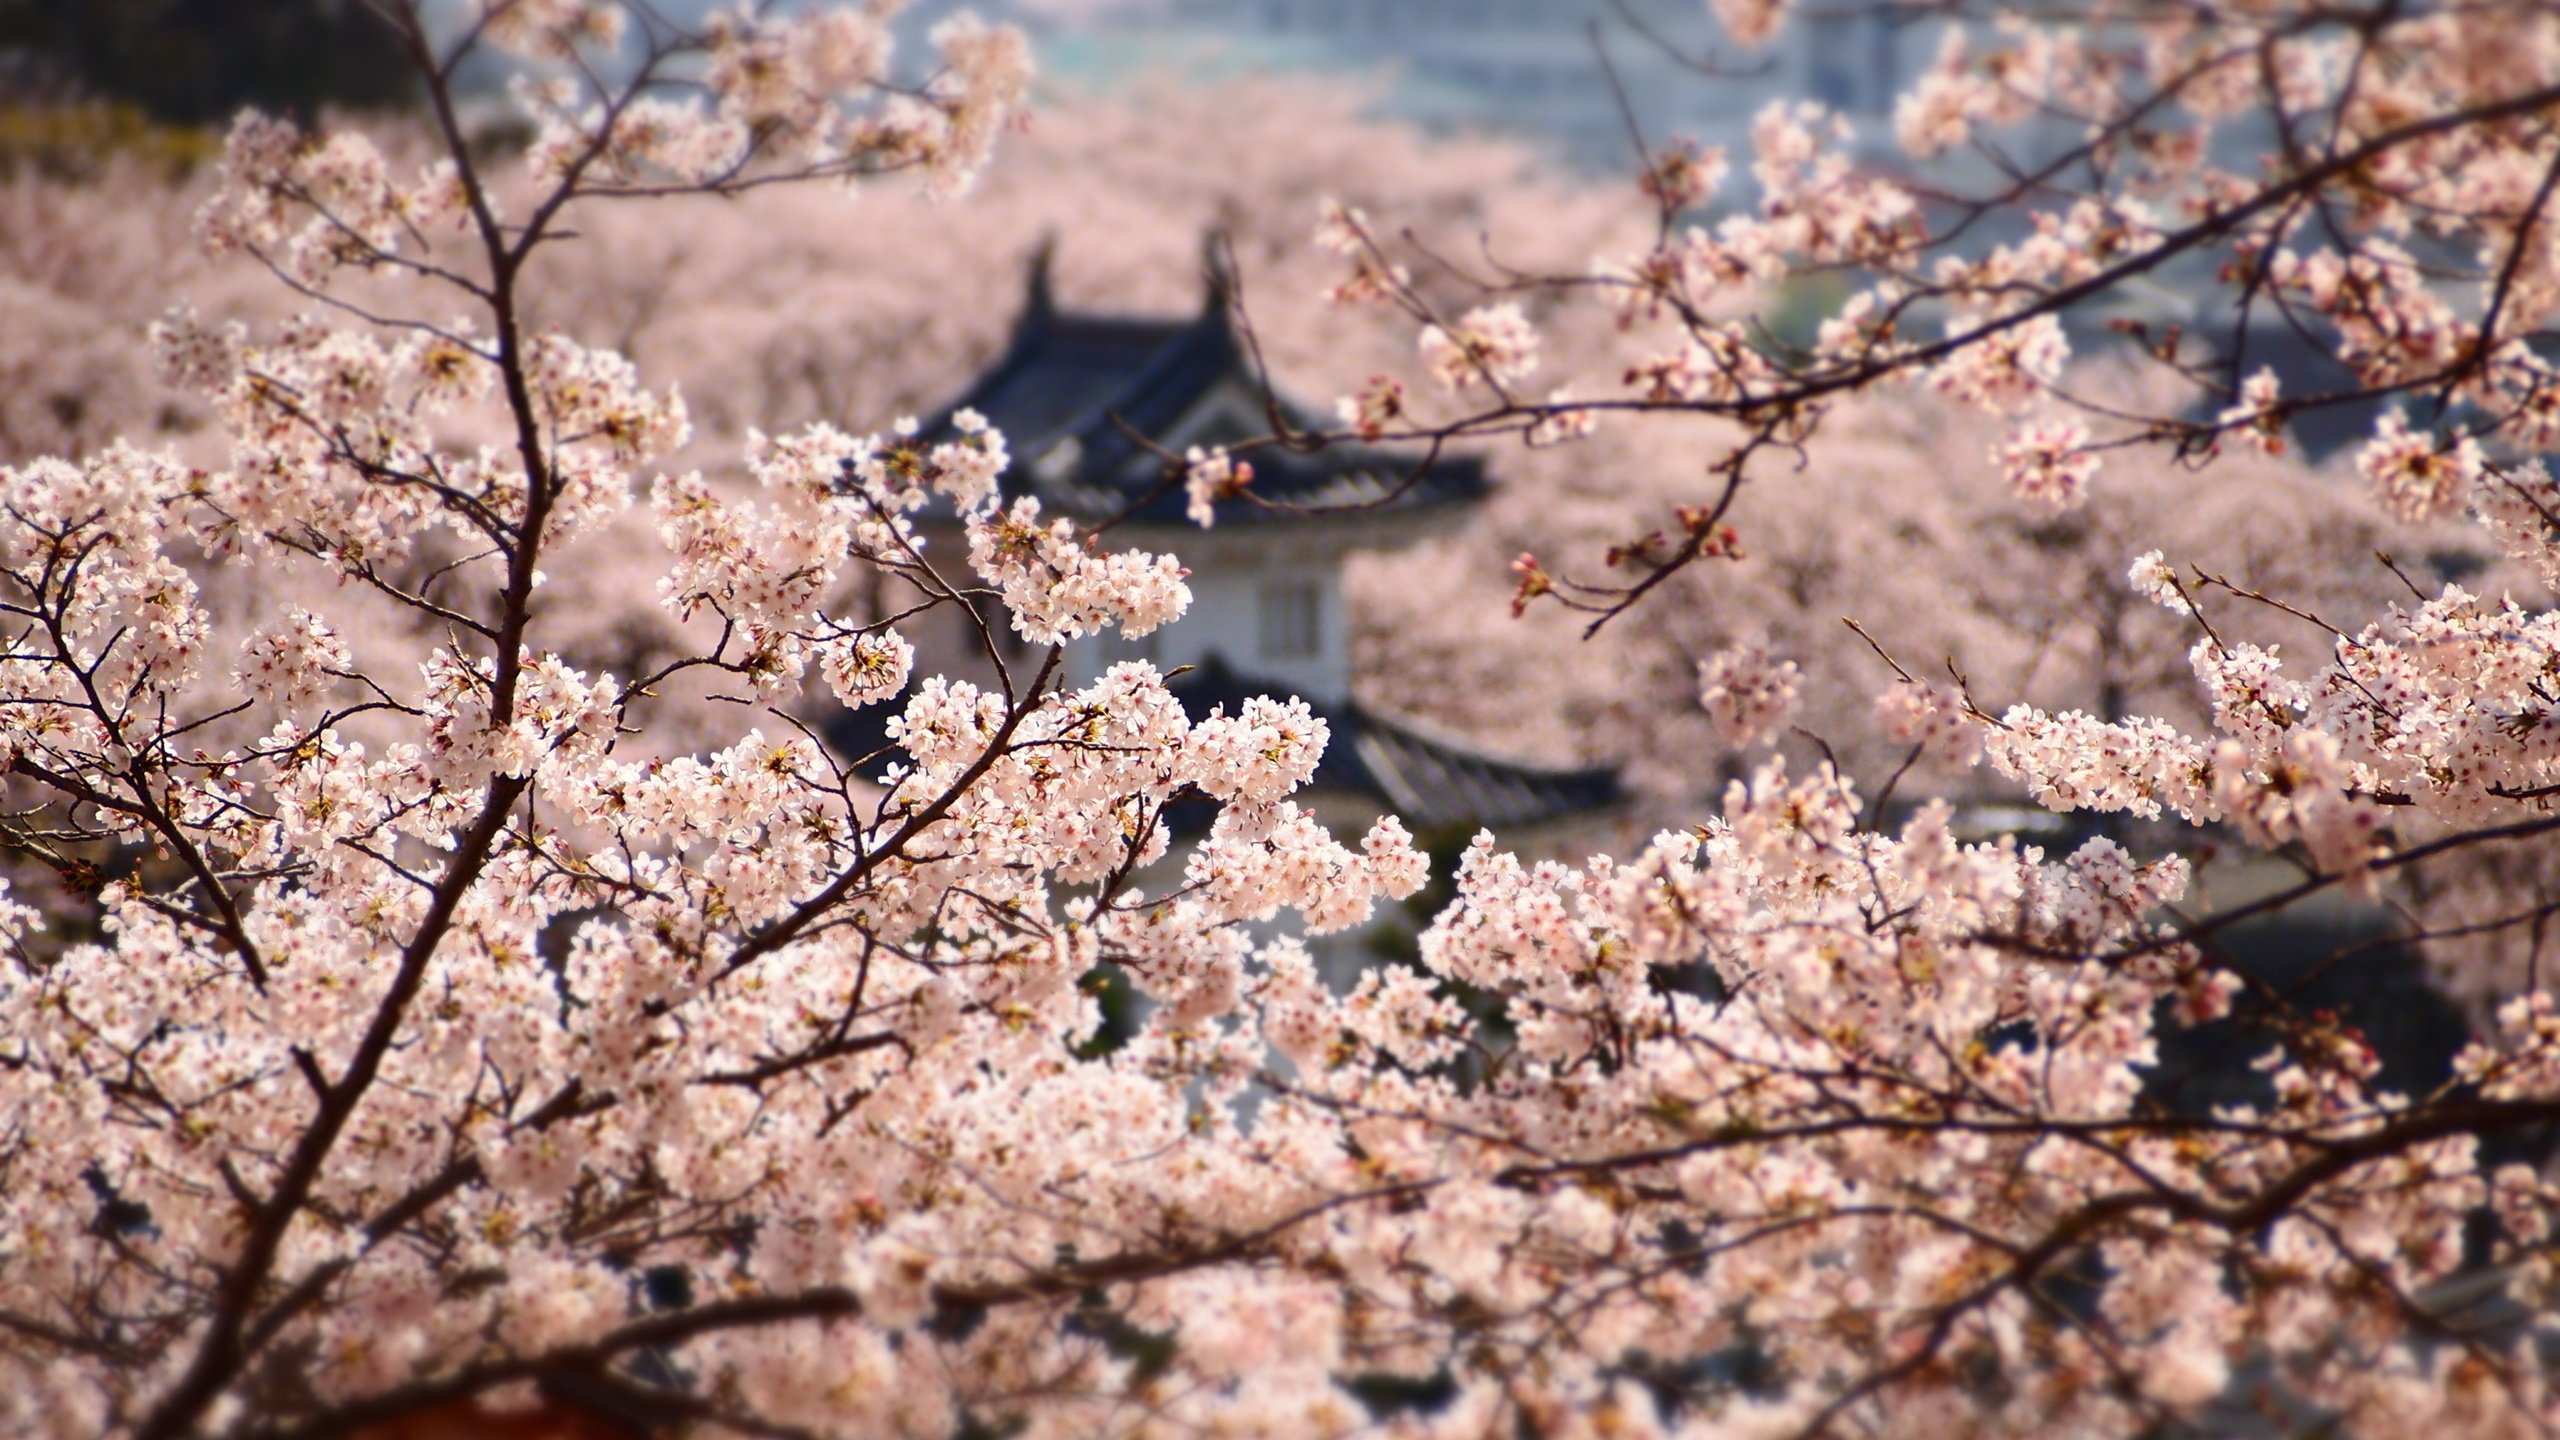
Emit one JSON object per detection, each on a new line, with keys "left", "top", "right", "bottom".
{"left": 817, "top": 654, "right": 1625, "bottom": 839}
{"left": 1168, "top": 656, "right": 1623, "bottom": 835}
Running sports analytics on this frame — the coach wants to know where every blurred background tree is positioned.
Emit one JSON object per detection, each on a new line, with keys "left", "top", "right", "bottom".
{"left": 0, "top": 0, "right": 414, "bottom": 126}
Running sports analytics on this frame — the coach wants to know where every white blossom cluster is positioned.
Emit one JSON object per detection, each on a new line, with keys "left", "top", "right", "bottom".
{"left": 1695, "top": 640, "right": 1803, "bottom": 748}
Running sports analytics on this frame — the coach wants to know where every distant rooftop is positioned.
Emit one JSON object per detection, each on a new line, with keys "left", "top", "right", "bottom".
{"left": 1169, "top": 657, "right": 1624, "bottom": 834}
{"left": 927, "top": 241, "right": 1490, "bottom": 528}
{"left": 820, "top": 652, "right": 1626, "bottom": 836}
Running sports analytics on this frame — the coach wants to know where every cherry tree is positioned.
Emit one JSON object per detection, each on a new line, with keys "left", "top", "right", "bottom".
{"left": 1347, "top": 362, "right": 2474, "bottom": 797}
{"left": 5, "top": 3, "right": 2560, "bottom": 1440}
{"left": 0, "top": 72, "right": 1644, "bottom": 770}
{"left": 1309, "top": 0, "right": 2560, "bottom": 1025}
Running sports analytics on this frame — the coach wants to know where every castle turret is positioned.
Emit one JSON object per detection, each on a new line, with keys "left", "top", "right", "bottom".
{"left": 886, "top": 240, "right": 1620, "bottom": 839}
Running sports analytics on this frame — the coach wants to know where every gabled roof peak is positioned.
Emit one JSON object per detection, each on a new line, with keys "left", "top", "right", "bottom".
{"left": 1009, "top": 232, "right": 1236, "bottom": 345}
{"left": 1023, "top": 230, "right": 1059, "bottom": 325}
{"left": 1198, "top": 229, "right": 1236, "bottom": 320}
{"left": 930, "top": 234, "right": 1490, "bottom": 529}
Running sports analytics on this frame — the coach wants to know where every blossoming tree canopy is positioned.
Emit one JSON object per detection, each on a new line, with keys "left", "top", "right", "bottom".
{"left": 1317, "top": 0, "right": 2560, "bottom": 1038}
{"left": 1, "top": 2, "right": 2559, "bottom": 1440}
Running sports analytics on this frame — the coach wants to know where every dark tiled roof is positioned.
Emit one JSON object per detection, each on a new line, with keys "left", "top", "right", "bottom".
{"left": 925, "top": 247, "right": 1490, "bottom": 527}
{"left": 1344, "top": 708, "right": 1624, "bottom": 832}
{"left": 817, "top": 657, "right": 1624, "bottom": 834}
{"left": 1168, "top": 657, "right": 1622, "bottom": 833}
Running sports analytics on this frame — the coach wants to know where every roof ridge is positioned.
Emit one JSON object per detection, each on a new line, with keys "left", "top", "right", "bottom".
{"left": 1344, "top": 697, "right": 1617, "bottom": 782}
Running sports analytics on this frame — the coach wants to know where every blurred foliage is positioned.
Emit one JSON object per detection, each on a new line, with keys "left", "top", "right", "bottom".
{"left": 1764, "top": 267, "right": 1853, "bottom": 354}
{"left": 0, "top": 101, "right": 222, "bottom": 181}
{"left": 0, "top": 0, "right": 415, "bottom": 129}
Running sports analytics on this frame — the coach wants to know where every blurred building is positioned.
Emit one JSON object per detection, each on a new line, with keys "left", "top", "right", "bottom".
{"left": 899, "top": 0, "right": 1923, "bottom": 168}
{"left": 843, "top": 239, "right": 1626, "bottom": 987}
{"left": 1165, "top": 0, "right": 1910, "bottom": 157}
{"left": 449, "top": 0, "right": 1942, "bottom": 171}
{"left": 865, "top": 240, "right": 1626, "bottom": 850}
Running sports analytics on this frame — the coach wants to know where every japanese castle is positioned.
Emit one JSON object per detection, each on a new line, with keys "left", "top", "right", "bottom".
{"left": 888, "top": 241, "right": 1622, "bottom": 840}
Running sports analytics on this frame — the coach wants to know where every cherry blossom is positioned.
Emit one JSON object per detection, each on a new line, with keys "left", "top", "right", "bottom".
{"left": 1182, "top": 443, "right": 1249, "bottom": 527}
{"left": 1993, "top": 414, "right": 2100, "bottom": 512}
{"left": 1420, "top": 302, "right": 1541, "bottom": 390}
{"left": 1695, "top": 640, "right": 1803, "bottom": 748}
